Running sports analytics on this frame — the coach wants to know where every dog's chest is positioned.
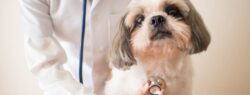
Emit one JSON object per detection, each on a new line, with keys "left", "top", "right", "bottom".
{"left": 104, "top": 58, "right": 192, "bottom": 95}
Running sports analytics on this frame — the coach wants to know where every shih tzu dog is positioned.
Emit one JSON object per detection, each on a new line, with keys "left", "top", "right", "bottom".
{"left": 104, "top": 0, "right": 210, "bottom": 95}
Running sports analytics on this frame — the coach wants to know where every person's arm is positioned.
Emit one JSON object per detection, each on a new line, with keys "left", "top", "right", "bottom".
{"left": 19, "top": 0, "right": 94, "bottom": 94}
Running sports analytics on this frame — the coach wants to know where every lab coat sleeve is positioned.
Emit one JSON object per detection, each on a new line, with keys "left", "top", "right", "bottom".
{"left": 19, "top": 0, "right": 94, "bottom": 95}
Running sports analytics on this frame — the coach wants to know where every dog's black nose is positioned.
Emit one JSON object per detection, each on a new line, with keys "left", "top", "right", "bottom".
{"left": 151, "top": 15, "right": 165, "bottom": 28}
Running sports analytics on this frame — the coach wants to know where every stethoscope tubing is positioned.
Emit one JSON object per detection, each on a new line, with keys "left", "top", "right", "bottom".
{"left": 79, "top": 0, "right": 87, "bottom": 84}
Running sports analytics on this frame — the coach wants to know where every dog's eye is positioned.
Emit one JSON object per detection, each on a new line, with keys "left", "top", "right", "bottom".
{"left": 165, "top": 5, "right": 183, "bottom": 18}
{"left": 135, "top": 15, "right": 145, "bottom": 26}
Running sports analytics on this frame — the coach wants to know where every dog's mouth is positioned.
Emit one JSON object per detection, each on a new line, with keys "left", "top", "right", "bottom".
{"left": 151, "top": 30, "right": 172, "bottom": 40}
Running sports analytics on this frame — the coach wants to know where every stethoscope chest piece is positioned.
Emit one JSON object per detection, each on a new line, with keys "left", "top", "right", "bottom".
{"left": 148, "top": 76, "right": 166, "bottom": 95}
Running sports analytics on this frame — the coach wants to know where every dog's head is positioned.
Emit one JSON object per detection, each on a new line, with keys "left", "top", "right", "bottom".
{"left": 110, "top": 0, "right": 210, "bottom": 70}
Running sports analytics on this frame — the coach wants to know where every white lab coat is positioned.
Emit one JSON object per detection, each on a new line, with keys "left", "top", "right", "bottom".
{"left": 19, "top": 0, "right": 130, "bottom": 95}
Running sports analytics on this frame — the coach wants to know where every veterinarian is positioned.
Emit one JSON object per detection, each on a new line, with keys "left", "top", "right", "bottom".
{"left": 19, "top": 0, "right": 162, "bottom": 95}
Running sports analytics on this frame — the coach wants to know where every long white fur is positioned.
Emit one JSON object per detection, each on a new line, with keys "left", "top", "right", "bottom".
{"left": 105, "top": 56, "right": 193, "bottom": 95}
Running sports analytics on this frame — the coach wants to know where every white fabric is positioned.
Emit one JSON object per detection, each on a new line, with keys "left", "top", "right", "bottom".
{"left": 19, "top": 0, "right": 130, "bottom": 95}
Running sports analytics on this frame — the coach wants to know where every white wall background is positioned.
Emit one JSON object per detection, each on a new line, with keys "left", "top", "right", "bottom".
{"left": 0, "top": 0, "right": 249, "bottom": 95}
{"left": 0, "top": 0, "right": 43, "bottom": 95}
{"left": 192, "top": 0, "right": 250, "bottom": 95}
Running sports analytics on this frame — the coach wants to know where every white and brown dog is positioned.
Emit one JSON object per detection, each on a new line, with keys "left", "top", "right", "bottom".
{"left": 104, "top": 0, "right": 210, "bottom": 95}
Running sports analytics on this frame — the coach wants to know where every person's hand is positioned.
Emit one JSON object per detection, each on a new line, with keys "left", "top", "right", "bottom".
{"left": 137, "top": 81, "right": 164, "bottom": 95}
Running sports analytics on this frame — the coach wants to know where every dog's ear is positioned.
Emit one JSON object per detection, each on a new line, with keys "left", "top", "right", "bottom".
{"left": 186, "top": 1, "right": 211, "bottom": 54}
{"left": 109, "top": 14, "right": 136, "bottom": 70}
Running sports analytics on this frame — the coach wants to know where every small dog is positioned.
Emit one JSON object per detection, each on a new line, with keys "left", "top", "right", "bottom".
{"left": 104, "top": 0, "right": 210, "bottom": 95}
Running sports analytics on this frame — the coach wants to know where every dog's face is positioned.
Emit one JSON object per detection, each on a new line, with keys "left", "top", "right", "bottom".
{"left": 110, "top": 0, "right": 210, "bottom": 70}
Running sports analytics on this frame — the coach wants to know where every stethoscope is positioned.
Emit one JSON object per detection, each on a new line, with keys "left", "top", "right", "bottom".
{"left": 79, "top": 0, "right": 87, "bottom": 84}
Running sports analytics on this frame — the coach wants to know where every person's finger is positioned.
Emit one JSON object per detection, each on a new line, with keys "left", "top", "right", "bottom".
{"left": 138, "top": 81, "right": 151, "bottom": 95}
{"left": 143, "top": 80, "right": 151, "bottom": 92}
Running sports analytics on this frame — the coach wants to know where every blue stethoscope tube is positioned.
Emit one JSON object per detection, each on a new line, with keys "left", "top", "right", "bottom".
{"left": 79, "top": 0, "right": 87, "bottom": 84}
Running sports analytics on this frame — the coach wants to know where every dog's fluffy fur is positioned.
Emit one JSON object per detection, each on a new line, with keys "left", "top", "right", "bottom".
{"left": 104, "top": 0, "right": 210, "bottom": 95}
